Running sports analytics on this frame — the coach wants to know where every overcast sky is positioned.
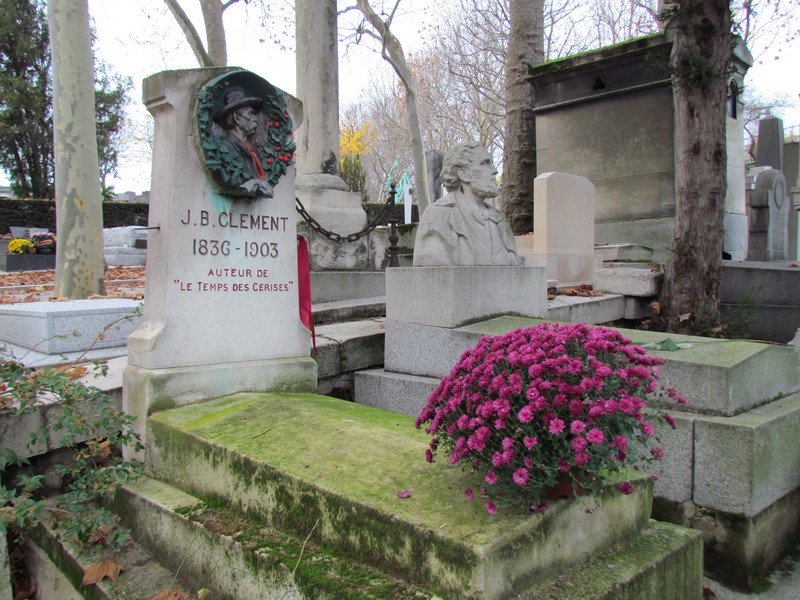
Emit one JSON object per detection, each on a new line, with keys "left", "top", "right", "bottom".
{"left": 2, "top": 1, "right": 798, "bottom": 192}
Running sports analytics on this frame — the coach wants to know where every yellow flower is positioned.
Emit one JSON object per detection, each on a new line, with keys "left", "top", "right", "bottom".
{"left": 8, "top": 238, "right": 35, "bottom": 254}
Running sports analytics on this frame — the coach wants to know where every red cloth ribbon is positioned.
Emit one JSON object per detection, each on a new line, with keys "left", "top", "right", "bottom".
{"left": 243, "top": 140, "right": 268, "bottom": 180}
{"left": 232, "top": 132, "right": 267, "bottom": 180}
{"left": 296, "top": 235, "right": 315, "bottom": 354}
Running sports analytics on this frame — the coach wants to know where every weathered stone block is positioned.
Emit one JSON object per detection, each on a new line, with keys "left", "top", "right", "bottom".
{"left": 592, "top": 267, "right": 663, "bottom": 296}
{"left": 384, "top": 319, "right": 485, "bottom": 378}
{"left": 0, "top": 299, "right": 142, "bottom": 355}
{"left": 693, "top": 391, "right": 800, "bottom": 516}
{"left": 648, "top": 411, "right": 695, "bottom": 504}
{"left": 387, "top": 266, "right": 548, "bottom": 328}
{"left": 354, "top": 368, "right": 438, "bottom": 418}
{"left": 547, "top": 294, "right": 626, "bottom": 324}
{"left": 148, "top": 393, "right": 656, "bottom": 600}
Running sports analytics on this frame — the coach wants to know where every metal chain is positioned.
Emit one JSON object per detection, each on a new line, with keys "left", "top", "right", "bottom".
{"left": 295, "top": 188, "right": 397, "bottom": 243}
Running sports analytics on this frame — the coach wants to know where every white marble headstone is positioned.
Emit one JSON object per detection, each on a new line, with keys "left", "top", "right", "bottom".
{"left": 127, "top": 69, "right": 310, "bottom": 371}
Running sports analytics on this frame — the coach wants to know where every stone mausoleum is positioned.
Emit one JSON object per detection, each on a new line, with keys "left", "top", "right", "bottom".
{"left": 529, "top": 33, "right": 752, "bottom": 261}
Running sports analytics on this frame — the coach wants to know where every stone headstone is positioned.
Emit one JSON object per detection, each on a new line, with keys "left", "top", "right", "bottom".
{"left": 746, "top": 166, "right": 790, "bottom": 261}
{"left": 521, "top": 171, "right": 595, "bottom": 284}
{"left": 124, "top": 69, "right": 316, "bottom": 456}
{"left": 755, "top": 116, "right": 784, "bottom": 171}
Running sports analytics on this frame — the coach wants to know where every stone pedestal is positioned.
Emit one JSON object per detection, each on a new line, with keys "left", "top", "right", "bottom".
{"left": 294, "top": 0, "right": 367, "bottom": 269}
{"left": 356, "top": 266, "right": 547, "bottom": 415}
{"left": 296, "top": 173, "right": 367, "bottom": 233}
{"left": 124, "top": 69, "right": 317, "bottom": 457}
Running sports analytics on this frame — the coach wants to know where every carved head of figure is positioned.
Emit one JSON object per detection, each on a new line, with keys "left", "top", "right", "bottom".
{"left": 213, "top": 87, "right": 264, "bottom": 139}
{"left": 440, "top": 141, "right": 499, "bottom": 200}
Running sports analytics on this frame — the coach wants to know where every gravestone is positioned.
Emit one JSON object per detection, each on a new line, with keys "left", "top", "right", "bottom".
{"left": 746, "top": 166, "right": 790, "bottom": 261}
{"left": 521, "top": 171, "right": 596, "bottom": 284}
{"left": 755, "top": 116, "right": 784, "bottom": 171}
{"left": 124, "top": 69, "right": 316, "bottom": 456}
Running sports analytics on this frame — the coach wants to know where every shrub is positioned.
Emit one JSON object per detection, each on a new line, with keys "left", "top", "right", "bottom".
{"left": 415, "top": 323, "right": 685, "bottom": 515}
{"left": 0, "top": 347, "right": 143, "bottom": 550}
{"left": 7, "top": 238, "right": 34, "bottom": 254}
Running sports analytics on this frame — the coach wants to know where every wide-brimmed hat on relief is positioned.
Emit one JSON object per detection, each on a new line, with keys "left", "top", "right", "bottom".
{"left": 213, "top": 87, "right": 264, "bottom": 123}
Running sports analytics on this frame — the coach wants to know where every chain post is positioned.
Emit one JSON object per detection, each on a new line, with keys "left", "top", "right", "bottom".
{"left": 387, "top": 184, "right": 400, "bottom": 268}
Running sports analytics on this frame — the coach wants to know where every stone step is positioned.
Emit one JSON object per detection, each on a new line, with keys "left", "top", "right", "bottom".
{"left": 145, "top": 392, "right": 662, "bottom": 599}
{"left": 547, "top": 293, "right": 626, "bottom": 324}
{"left": 312, "top": 295, "right": 385, "bottom": 324}
{"left": 382, "top": 316, "right": 800, "bottom": 417}
{"left": 309, "top": 270, "right": 385, "bottom": 303}
{"left": 24, "top": 505, "right": 214, "bottom": 599}
{"left": 594, "top": 243, "right": 655, "bottom": 263}
{"left": 521, "top": 520, "right": 702, "bottom": 599}
{"left": 111, "top": 478, "right": 702, "bottom": 600}
{"left": 315, "top": 317, "right": 385, "bottom": 395}
{"left": 112, "top": 476, "right": 438, "bottom": 599}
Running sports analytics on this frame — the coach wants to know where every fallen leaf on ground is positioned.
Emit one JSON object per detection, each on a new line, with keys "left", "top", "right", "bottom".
{"left": 53, "top": 365, "right": 88, "bottom": 379}
{"left": 561, "top": 284, "right": 603, "bottom": 297}
{"left": 81, "top": 560, "right": 124, "bottom": 585}
{"left": 649, "top": 300, "right": 662, "bottom": 315}
{"left": 702, "top": 584, "right": 717, "bottom": 598}
{"left": 88, "top": 523, "right": 117, "bottom": 546}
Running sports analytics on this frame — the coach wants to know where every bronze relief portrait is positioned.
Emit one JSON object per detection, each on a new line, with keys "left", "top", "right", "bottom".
{"left": 196, "top": 71, "right": 296, "bottom": 199}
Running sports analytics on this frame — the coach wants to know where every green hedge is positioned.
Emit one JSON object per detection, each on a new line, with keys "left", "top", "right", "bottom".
{"left": 362, "top": 202, "right": 418, "bottom": 226}
{"left": 1, "top": 199, "right": 413, "bottom": 236}
{"left": 1, "top": 199, "right": 149, "bottom": 234}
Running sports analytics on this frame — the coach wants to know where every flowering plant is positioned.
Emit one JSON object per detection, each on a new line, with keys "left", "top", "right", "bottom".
{"left": 7, "top": 238, "right": 35, "bottom": 254}
{"left": 31, "top": 232, "right": 56, "bottom": 254}
{"left": 415, "top": 323, "right": 685, "bottom": 515}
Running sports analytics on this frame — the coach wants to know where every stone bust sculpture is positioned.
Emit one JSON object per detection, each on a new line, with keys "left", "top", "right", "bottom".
{"left": 413, "top": 141, "right": 521, "bottom": 266}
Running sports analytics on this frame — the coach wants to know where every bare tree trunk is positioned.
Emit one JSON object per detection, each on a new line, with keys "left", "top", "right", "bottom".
{"left": 48, "top": 0, "right": 106, "bottom": 298}
{"left": 501, "top": 0, "right": 543, "bottom": 235}
{"left": 200, "top": 0, "right": 227, "bottom": 66}
{"left": 355, "top": 0, "right": 431, "bottom": 214}
{"left": 660, "top": 0, "right": 732, "bottom": 333}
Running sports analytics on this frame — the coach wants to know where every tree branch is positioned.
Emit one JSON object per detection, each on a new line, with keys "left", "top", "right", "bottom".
{"left": 163, "top": 0, "right": 213, "bottom": 67}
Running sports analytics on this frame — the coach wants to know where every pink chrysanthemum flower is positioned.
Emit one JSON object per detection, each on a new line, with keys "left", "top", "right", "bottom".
{"left": 586, "top": 428, "right": 605, "bottom": 445}
{"left": 512, "top": 468, "right": 529, "bottom": 487}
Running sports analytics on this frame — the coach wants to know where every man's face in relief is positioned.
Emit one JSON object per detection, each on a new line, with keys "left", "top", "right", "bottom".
{"left": 234, "top": 106, "right": 259, "bottom": 138}
{"left": 467, "top": 146, "right": 499, "bottom": 199}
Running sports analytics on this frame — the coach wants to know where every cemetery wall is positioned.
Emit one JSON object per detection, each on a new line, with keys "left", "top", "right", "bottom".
{"left": 0, "top": 199, "right": 149, "bottom": 233}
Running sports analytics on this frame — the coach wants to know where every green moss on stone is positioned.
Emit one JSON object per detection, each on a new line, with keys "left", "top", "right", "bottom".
{"left": 529, "top": 33, "right": 666, "bottom": 78}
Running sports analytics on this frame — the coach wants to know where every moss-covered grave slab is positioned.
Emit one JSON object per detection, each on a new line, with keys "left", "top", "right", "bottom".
{"left": 147, "top": 393, "right": 654, "bottom": 599}
{"left": 461, "top": 317, "right": 800, "bottom": 416}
